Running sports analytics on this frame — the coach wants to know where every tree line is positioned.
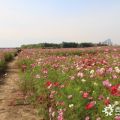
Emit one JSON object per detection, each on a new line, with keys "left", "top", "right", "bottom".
{"left": 21, "top": 42, "right": 107, "bottom": 48}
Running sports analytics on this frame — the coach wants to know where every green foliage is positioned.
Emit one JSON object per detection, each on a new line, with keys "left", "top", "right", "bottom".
{"left": 0, "top": 60, "right": 6, "bottom": 73}
{"left": 61, "top": 42, "right": 78, "bottom": 48}
{"left": 4, "top": 52, "right": 14, "bottom": 61}
{"left": 79, "top": 43, "right": 94, "bottom": 47}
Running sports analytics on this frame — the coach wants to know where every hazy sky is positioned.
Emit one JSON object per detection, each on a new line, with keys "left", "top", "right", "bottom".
{"left": 0, "top": 0, "right": 120, "bottom": 47}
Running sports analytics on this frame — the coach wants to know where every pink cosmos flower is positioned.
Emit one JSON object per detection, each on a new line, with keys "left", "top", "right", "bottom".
{"left": 113, "top": 48, "right": 117, "bottom": 51}
{"left": 96, "top": 68, "right": 105, "bottom": 75}
{"left": 98, "top": 95, "right": 104, "bottom": 100}
{"left": 70, "top": 76, "right": 75, "bottom": 80}
{"left": 43, "top": 69, "right": 48, "bottom": 74}
{"left": 31, "top": 63, "right": 36, "bottom": 68}
{"left": 21, "top": 64, "right": 27, "bottom": 72}
{"left": 57, "top": 109, "right": 64, "bottom": 120}
{"left": 82, "top": 92, "right": 89, "bottom": 98}
{"left": 103, "top": 80, "right": 112, "bottom": 88}
{"left": 59, "top": 84, "right": 65, "bottom": 88}
{"left": 112, "top": 75, "right": 117, "bottom": 79}
{"left": 115, "top": 116, "right": 120, "bottom": 120}
{"left": 102, "top": 60, "right": 107, "bottom": 65}
{"left": 107, "top": 67, "right": 113, "bottom": 73}
{"left": 35, "top": 74, "right": 40, "bottom": 79}
{"left": 104, "top": 49, "right": 109, "bottom": 52}
{"left": 96, "top": 117, "right": 101, "bottom": 120}
{"left": 85, "top": 116, "right": 90, "bottom": 120}
{"left": 77, "top": 72, "right": 84, "bottom": 78}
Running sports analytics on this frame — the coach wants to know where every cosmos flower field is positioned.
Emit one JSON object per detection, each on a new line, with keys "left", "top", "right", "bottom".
{"left": 17, "top": 47, "right": 120, "bottom": 120}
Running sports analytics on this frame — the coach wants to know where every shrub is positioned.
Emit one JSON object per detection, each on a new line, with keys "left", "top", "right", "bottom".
{"left": 4, "top": 53, "right": 14, "bottom": 62}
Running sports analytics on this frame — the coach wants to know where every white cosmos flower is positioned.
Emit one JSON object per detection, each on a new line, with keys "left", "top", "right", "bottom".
{"left": 81, "top": 79, "right": 86, "bottom": 83}
{"left": 115, "top": 67, "right": 119, "bottom": 69}
{"left": 90, "top": 70, "right": 94, "bottom": 74}
{"left": 93, "top": 82, "right": 98, "bottom": 86}
{"left": 115, "top": 67, "right": 120, "bottom": 73}
{"left": 114, "top": 101, "right": 119, "bottom": 106}
{"left": 69, "top": 104, "right": 74, "bottom": 108}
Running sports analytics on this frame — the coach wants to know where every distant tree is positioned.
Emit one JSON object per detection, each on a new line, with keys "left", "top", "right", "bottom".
{"left": 79, "top": 43, "right": 94, "bottom": 47}
{"left": 61, "top": 42, "right": 78, "bottom": 48}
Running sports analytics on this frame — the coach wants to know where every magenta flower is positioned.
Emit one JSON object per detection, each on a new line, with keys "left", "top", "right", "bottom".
{"left": 85, "top": 101, "right": 96, "bottom": 110}
{"left": 110, "top": 84, "right": 120, "bottom": 96}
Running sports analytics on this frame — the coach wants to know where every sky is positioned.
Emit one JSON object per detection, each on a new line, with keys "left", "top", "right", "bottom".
{"left": 0, "top": 0, "right": 120, "bottom": 47}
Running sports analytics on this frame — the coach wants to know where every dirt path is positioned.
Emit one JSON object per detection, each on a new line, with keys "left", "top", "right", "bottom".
{"left": 0, "top": 57, "right": 42, "bottom": 120}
